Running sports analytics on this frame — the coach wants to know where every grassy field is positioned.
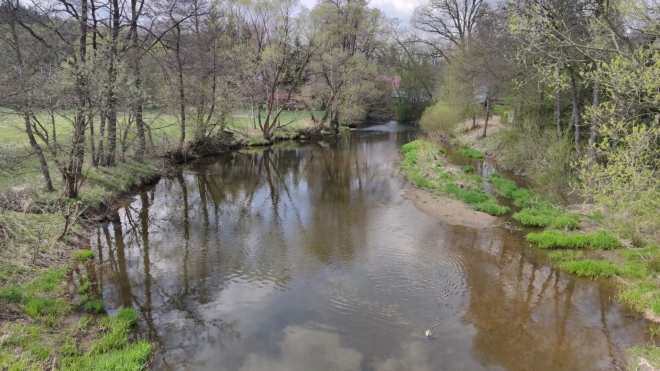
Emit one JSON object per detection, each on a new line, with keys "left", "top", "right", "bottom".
{"left": 0, "top": 108, "right": 322, "bottom": 145}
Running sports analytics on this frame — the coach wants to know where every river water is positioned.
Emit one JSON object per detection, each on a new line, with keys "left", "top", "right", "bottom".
{"left": 88, "top": 121, "right": 649, "bottom": 370}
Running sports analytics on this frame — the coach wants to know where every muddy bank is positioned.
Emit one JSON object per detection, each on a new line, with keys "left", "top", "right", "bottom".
{"left": 404, "top": 188, "right": 496, "bottom": 228}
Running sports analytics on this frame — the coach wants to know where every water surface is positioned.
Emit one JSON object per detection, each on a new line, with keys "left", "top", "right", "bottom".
{"left": 89, "top": 121, "right": 648, "bottom": 370}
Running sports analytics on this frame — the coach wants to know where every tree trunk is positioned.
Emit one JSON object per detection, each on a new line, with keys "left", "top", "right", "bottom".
{"left": 554, "top": 87, "right": 561, "bottom": 138}
{"left": 482, "top": 91, "right": 490, "bottom": 138}
{"left": 569, "top": 71, "right": 582, "bottom": 154}
{"left": 25, "top": 115, "right": 54, "bottom": 191}
{"left": 8, "top": 5, "right": 54, "bottom": 192}
{"left": 104, "top": 0, "right": 119, "bottom": 166}
{"left": 131, "top": 0, "right": 146, "bottom": 162}
{"left": 588, "top": 79, "right": 600, "bottom": 164}
{"left": 89, "top": 104, "right": 97, "bottom": 167}
{"left": 66, "top": 0, "right": 89, "bottom": 198}
{"left": 176, "top": 24, "right": 186, "bottom": 152}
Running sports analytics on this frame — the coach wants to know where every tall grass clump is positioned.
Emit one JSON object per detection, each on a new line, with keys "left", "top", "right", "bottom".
{"left": 488, "top": 172, "right": 580, "bottom": 228}
{"left": 559, "top": 259, "right": 618, "bottom": 278}
{"left": 73, "top": 249, "right": 95, "bottom": 261}
{"left": 514, "top": 208, "right": 580, "bottom": 229}
{"left": 526, "top": 230, "right": 621, "bottom": 249}
{"left": 456, "top": 148, "right": 484, "bottom": 158}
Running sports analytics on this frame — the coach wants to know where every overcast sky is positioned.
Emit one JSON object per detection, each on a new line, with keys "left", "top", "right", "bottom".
{"left": 299, "top": 0, "right": 426, "bottom": 22}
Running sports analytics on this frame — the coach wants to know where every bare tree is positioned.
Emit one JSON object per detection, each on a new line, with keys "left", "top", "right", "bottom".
{"left": 411, "top": 0, "right": 486, "bottom": 60}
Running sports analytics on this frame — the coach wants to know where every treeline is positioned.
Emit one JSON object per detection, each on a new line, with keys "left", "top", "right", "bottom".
{"left": 0, "top": 0, "right": 400, "bottom": 198}
{"left": 2, "top": 0, "right": 659, "bottom": 239}
{"left": 394, "top": 0, "right": 660, "bottom": 239}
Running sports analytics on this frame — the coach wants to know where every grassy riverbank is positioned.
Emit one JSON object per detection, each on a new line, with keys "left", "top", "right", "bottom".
{"left": 0, "top": 117, "right": 346, "bottom": 370}
{"left": 437, "top": 123, "right": 660, "bottom": 369}
{"left": 0, "top": 162, "right": 161, "bottom": 370}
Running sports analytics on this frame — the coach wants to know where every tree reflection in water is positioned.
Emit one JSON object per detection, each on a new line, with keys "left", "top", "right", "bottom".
{"left": 90, "top": 128, "right": 648, "bottom": 371}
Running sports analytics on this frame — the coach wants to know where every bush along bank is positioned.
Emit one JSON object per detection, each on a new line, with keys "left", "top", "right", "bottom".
{"left": 400, "top": 140, "right": 660, "bottom": 330}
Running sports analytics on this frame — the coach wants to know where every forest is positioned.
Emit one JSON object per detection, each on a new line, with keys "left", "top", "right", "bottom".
{"left": 2, "top": 0, "right": 660, "bottom": 370}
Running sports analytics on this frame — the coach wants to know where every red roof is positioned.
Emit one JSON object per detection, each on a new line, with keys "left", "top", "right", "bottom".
{"left": 378, "top": 75, "right": 402, "bottom": 91}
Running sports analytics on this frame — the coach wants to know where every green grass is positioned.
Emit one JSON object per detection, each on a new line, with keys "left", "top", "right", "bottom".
{"left": 24, "top": 297, "right": 68, "bottom": 318}
{"left": 399, "top": 140, "right": 510, "bottom": 216}
{"left": 84, "top": 299, "right": 106, "bottom": 313}
{"left": 558, "top": 259, "right": 618, "bottom": 278}
{"left": 526, "top": 230, "right": 621, "bottom": 249}
{"left": 628, "top": 343, "right": 660, "bottom": 369}
{"left": 488, "top": 173, "right": 580, "bottom": 229}
{"left": 547, "top": 250, "right": 583, "bottom": 262}
{"left": 514, "top": 208, "right": 580, "bottom": 229}
{"left": 456, "top": 148, "right": 484, "bottom": 158}
{"left": 472, "top": 202, "right": 510, "bottom": 216}
{"left": 116, "top": 308, "right": 139, "bottom": 327}
{"left": 73, "top": 250, "right": 95, "bottom": 261}
{"left": 461, "top": 165, "right": 474, "bottom": 173}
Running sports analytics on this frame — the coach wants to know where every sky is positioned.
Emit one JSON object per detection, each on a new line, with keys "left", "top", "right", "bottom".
{"left": 299, "top": 0, "right": 427, "bottom": 22}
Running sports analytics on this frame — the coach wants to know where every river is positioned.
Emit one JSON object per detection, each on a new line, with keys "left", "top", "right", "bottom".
{"left": 87, "top": 121, "right": 649, "bottom": 370}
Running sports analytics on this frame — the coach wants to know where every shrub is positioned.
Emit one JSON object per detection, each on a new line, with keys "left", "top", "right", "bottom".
{"left": 499, "top": 123, "right": 577, "bottom": 204}
{"left": 461, "top": 165, "right": 474, "bottom": 173}
{"left": 559, "top": 259, "right": 618, "bottom": 278}
{"left": 419, "top": 101, "right": 464, "bottom": 135}
{"left": 526, "top": 230, "right": 621, "bottom": 249}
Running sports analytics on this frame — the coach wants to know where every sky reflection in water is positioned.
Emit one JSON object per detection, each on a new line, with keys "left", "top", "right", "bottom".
{"left": 90, "top": 123, "right": 648, "bottom": 371}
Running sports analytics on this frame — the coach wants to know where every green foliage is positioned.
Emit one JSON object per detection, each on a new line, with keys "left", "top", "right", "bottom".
{"left": 84, "top": 299, "right": 106, "bottom": 313}
{"left": 526, "top": 230, "right": 621, "bottom": 249}
{"left": 73, "top": 250, "right": 95, "bottom": 261}
{"left": 628, "top": 343, "right": 660, "bottom": 369}
{"left": 547, "top": 250, "right": 583, "bottom": 262}
{"left": 558, "top": 259, "right": 618, "bottom": 278}
{"left": 456, "top": 148, "right": 484, "bottom": 158}
{"left": 24, "top": 297, "right": 68, "bottom": 318}
{"left": 116, "top": 308, "right": 139, "bottom": 327}
{"left": 619, "top": 281, "right": 660, "bottom": 313}
{"left": 418, "top": 101, "right": 460, "bottom": 135}
{"left": 0, "top": 285, "right": 23, "bottom": 303}
{"left": 398, "top": 140, "right": 509, "bottom": 216}
{"left": 472, "top": 202, "right": 510, "bottom": 216}
{"left": 461, "top": 165, "right": 474, "bottom": 173}
{"left": 513, "top": 208, "right": 580, "bottom": 229}
{"left": 499, "top": 123, "right": 576, "bottom": 204}
{"left": 91, "top": 341, "right": 152, "bottom": 371}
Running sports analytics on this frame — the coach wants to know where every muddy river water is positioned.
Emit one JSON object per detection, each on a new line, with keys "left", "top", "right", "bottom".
{"left": 89, "top": 121, "right": 650, "bottom": 370}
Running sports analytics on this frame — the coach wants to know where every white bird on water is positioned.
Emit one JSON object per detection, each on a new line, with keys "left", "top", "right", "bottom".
{"left": 425, "top": 329, "right": 432, "bottom": 338}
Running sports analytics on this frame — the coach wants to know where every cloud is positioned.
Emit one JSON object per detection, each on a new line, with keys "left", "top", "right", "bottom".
{"left": 370, "top": 0, "right": 424, "bottom": 20}
{"left": 239, "top": 326, "right": 363, "bottom": 371}
{"left": 299, "top": 0, "right": 425, "bottom": 21}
